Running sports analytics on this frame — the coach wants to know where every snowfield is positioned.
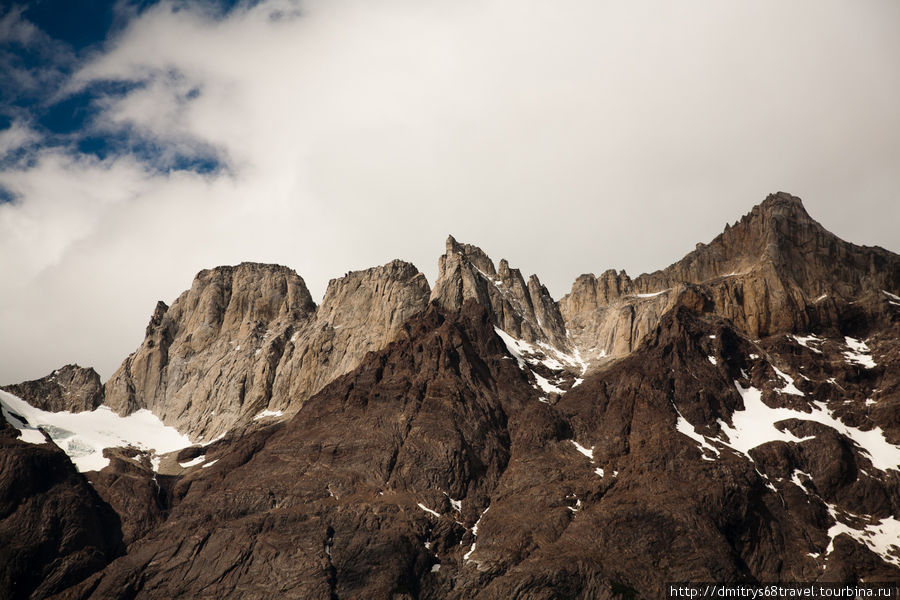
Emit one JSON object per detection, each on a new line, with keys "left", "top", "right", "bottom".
{"left": 0, "top": 389, "right": 193, "bottom": 472}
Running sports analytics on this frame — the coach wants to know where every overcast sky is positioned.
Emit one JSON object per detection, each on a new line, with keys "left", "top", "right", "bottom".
{"left": 1, "top": 0, "right": 899, "bottom": 383}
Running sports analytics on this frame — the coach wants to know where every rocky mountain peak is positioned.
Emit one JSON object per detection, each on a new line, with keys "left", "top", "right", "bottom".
{"left": 317, "top": 259, "right": 429, "bottom": 327}
{"left": 1, "top": 364, "right": 103, "bottom": 413}
{"left": 103, "top": 259, "right": 431, "bottom": 439}
{"left": 178, "top": 262, "right": 317, "bottom": 339}
{"left": 431, "top": 235, "right": 569, "bottom": 350}
{"left": 561, "top": 192, "right": 900, "bottom": 367}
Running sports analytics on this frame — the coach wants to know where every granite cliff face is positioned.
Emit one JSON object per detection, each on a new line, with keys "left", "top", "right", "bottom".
{"left": 2, "top": 193, "right": 899, "bottom": 599}
{"left": 103, "top": 260, "right": 430, "bottom": 439}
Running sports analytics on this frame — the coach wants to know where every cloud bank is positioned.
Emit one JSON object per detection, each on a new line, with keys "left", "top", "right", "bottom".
{"left": 1, "top": 0, "right": 899, "bottom": 382}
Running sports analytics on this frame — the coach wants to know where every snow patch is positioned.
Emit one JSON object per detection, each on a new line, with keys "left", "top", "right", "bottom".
{"left": 0, "top": 390, "right": 193, "bottom": 472}
{"left": 631, "top": 289, "right": 668, "bottom": 298}
{"left": 443, "top": 492, "right": 462, "bottom": 512}
{"left": 534, "top": 373, "right": 565, "bottom": 395}
{"left": 674, "top": 407, "right": 721, "bottom": 460}
{"left": 494, "top": 327, "right": 529, "bottom": 369}
{"left": 771, "top": 366, "right": 804, "bottom": 396}
{"left": 202, "top": 459, "right": 219, "bottom": 469}
{"left": 463, "top": 506, "right": 490, "bottom": 563}
{"left": 708, "top": 356, "right": 717, "bottom": 366}
{"left": 718, "top": 383, "right": 816, "bottom": 459}
{"left": 494, "top": 327, "right": 585, "bottom": 399}
{"left": 790, "top": 469, "right": 813, "bottom": 491}
{"left": 253, "top": 409, "right": 284, "bottom": 420}
{"left": 843, "top": 337, "right": 876, "bottom": 369}
{"left": 417, "top": 503, "right": 441, "bottom": 518}
{"left": 200, "top": 432, "right": 226, "bottom": 446}
{"left": 721, "top": 383, "right": 900, "bottom": 471}
{"left": 825, "top": 505, "right": 900, "bottom": 567}
{"left": 569, "top": 440, "right": 594, "bottom": 460}
{"left": 791, "top": 334, "right": 823, "bottom": 354}
{"left": 179, "top": 455, "right": 206, "bottom": 468}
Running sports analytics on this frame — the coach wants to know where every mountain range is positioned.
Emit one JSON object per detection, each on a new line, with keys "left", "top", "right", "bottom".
{"left": 1, "top": 192, "right": 899, "bottom": 599}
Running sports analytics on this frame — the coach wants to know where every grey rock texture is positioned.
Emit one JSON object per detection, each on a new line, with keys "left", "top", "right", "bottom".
{"left": 431, "top": 235, "right": 570, "bottom": 349}
{"left": 104, "top": 260, "right": 430, "bottom": 439}
{"left": 2, "top": 365, "right": 103, "bottom": 413}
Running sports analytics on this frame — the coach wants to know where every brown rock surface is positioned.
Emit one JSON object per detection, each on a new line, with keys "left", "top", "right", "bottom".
{"left": 0, "top": 413, "right": 123, "bottom": 600}
{"left": 49, "top": 301, "right": 900, "bottom": 599}
{"left": 2, "top": 365, "right": 103, "bottom": 413}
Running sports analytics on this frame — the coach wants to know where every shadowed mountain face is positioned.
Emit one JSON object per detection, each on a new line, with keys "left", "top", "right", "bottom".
{"left": 2, "top": 193, "right": 899, "bottom": 599}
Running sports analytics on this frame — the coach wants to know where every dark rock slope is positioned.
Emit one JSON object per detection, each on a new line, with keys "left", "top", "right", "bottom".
{"left": 53, "top": 298, "right": 900, "bottom": 598}
{"left": 0, "top": 415, "right": 123, "bottom": 600}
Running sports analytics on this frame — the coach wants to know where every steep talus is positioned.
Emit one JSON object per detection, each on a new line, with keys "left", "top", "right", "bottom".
{"left": 2, "top": 365, "right": 103, "bottom": 413}
{"left": 103, "top": 260, "right": 430, "bottom": 439}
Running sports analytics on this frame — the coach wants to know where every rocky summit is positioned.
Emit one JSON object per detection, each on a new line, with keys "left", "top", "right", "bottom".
{"left": 1, "top": 192, "right": 899, "bottom": 599}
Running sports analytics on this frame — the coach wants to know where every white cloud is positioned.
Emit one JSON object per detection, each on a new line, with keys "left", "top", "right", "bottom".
{"left": 0, "top": 120, "right": 39, "bottom": 156}
{"left": 1, "top": 0, "right": 899, "bottom": 382}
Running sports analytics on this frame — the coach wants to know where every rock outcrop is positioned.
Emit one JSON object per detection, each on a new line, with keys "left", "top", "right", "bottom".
{"left": 104, "top": 260, "right": 430, "bottom": 439}
{"left": 2, "top": 365, "right": 103, "bottom": 413}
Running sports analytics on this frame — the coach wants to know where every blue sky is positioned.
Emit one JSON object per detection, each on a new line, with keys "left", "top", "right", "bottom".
{"left": 0, "top": 0, "right": 234, "bottom": 176}
{"left": 1, "top": 0, "right": 899, "bottom": 383}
